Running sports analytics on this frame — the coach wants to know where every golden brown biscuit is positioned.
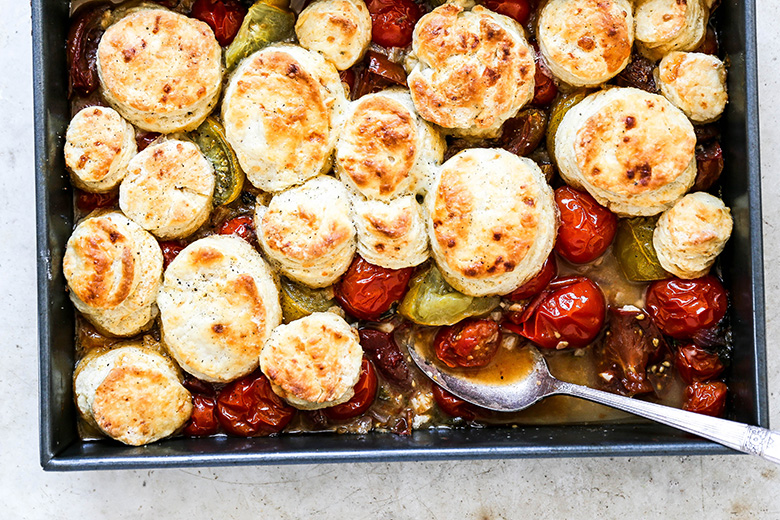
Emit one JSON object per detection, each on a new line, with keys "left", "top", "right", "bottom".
{"left": 656, "top": 51, "right": 728, "bottom": 123}
{"left": 119, "top": 140, "right": 215, "bottom": 240}
{"left": 63, "top": 210, "right": 163, "bottom": 337}
{"left": 257, "top": 176, "right": 357, "bottom": 287}
{"left": 157, "top": 235, "right": 282, "bottom": 383}
{"left": 653, "top": 192, "right": 733, "bottom": 279}
{"left": 427, "top": 148, "right": 558, "bottom": 296}
{"left": 538, "top": 0, "right": 633, "bottom": 87}
{"left": 554, "top": 87, "right": 697, "bottom": 216}
{"left": 295, "top": 0, "right": 372, "bottom": 70}
{"left": 96, "top": 8, "right": 223, "bottom": 133}
{"left": 634, "top": 0, "right": 708, "bottom": 60}
{"left": 259, "top": 312, "right": 363, "bottom": 410}
{"left": 336, "top": 89, "right": 445, "bottom": 200}
{"left": 64, "top": 106, "right": 136, "bottom": 193}
{"left": 74, "top": 343, "right": 192, "bottom": 446}
{"left": 222, "top": 44, "right": 348, "bottom": 193}
{"left": 352, "top": 195, "right": 429, "bottom": 269}
{"left": 405, "top": 0, "right": 535, "bottom": 137}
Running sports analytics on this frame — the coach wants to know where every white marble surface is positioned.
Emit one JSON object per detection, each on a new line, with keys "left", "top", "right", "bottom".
{"left": 3, "top": 1, "right": 780, "bottom": 518}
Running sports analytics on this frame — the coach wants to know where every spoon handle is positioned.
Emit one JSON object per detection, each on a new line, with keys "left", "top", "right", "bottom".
{"left": 554, "top": 380, "right": 780, "bottom": 464}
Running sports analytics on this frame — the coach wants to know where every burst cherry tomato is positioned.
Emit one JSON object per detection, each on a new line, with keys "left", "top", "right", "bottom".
{"left": 135, "top": 131, "right": 161, "bottom": 151}
{"left": 218, "top": 215, "right": 257, "bottom": 245}
{"left": 554, "top": 186, "right": 617, "bottom": 264}
{"left": 75, "top": 189, "right": 118, "bottom": 213}
{"left": 506, "top": 254, "right": 557, "bottom": 301}
{"left": 159, "top": 240, "right": 186, "bottom": 269}
{"left": 432, "top": 385, "right": 483, "bottom": 421}
{"left": 324, "top": 359, "right": 378, "bottom": 421}
{"left": 335, "top": 256, "right": 414, "bottom": 321}
{"left": 504, "top": 276, "right": 606, "bottom": 349}
{"left": 675, "top": 344, "right": 725, "bottom": 384}
{"left": 183, "top": 394, "right": 219, "bottom": 437}
{"left": 190, "top": 0, "right": 247, "bottom": 46}
{"left": 483, "top": 0, "right": 533, "bottom": 29}
{"left": 683, "top": 381, "right": 727, "bottom": 417}
{"left": 216, "top": 371, "right": 295, "bottom": 436}
{"left": 532, "top": 49, "right": 558, "bottom": 106}
{"left": 434, "top": 319, "right": 501, "bottom": 368}
{"left": 367, "top": 0, "right": 422, "bottom": 48}
{"left": 645, "top": 276, "right": 728, "bottom": 339}
{"left": 358, "top": 328, "right": 411, "bottom": 387}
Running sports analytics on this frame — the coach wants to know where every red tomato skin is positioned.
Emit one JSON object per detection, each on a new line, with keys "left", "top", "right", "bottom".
{"left": 482, "top": 0, "right": 533, "bottom": 25}
{"left": 645, "top": 276, "right": 728, "bottom": 339}
{"left": 432, "top": 385, "right": 483, "bottom": 421}
{"left": 674, "top": 344, "right": 725, "bottom": 384}
{"left": 324, "top": 359, "right": 378, "bottom": 421}
{"left": 75, "top": 190, "right": 118, "bottom": 213}
{"left": 216, "top": 371, "right": 295, "bottom": 437}
{"left": 508, "top": 276, "right": 606, "bottom": 349}
{"left": 159, "top": 240, "right": 186, "bottom": 270}
{"left": 434, "top": 319, "right": 501, "bottom": 368}
{"left": 358, "top": 328, "right": 411, "bottom": 387}
{"left": 218, "top": 215, "right": 257, "bottom": 245}
{"left": 683, "top": 381, "right": 727, "bottom": 417}
{"left": 554, "top": 186, "right": 618, "bottom": 264}
{"left": 183, "top": 394, "right": 220, "bottom": 437}
{"left": 335, "top": 256, "right": 414, "bottom": 321}
{"left": 367, "top": 0, "right": 422, "bottom": 48}
{"left": 506, "top": 254, "right": 557, "bottom": 301}
{"left": 190, "top": 0, "right": 247, "bottom": 46}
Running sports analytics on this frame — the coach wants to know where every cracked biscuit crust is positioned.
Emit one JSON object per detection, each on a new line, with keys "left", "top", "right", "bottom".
{"left": 427, "top": 148, "right": 557, "bottom": 297}
{"left": 405, "top": 0, "right": 535, "bottom": 137}
{"left": 157, "top": 235, "right": 282, "bottom": 383}
{"left": 538, "top": 0, "right": 633, "bottom": 87}
{"left": 260, "top": 312, "right": 363, "bottom": 410}
{"left": 119, "top": 140, "right": 215, "bottom": 240}
{"left": 97, "top": 8, "right": 222, "bottom": 132}
{"left": 555, "top": 88, "right": 696, "bottom": 216}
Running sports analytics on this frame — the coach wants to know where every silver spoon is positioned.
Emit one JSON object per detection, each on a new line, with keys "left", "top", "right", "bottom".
{"left": 408, "top": 343, "right": 780, "bottom": 464}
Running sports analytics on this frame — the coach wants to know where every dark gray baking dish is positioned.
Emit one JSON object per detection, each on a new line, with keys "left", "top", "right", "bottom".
{"left": 34, "top": 0, "right": 767, "bottom": 471}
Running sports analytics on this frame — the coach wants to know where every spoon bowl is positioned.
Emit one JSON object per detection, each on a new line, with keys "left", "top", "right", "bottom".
{"left": 406, "top": 335, "right": 780, "bottom": 465}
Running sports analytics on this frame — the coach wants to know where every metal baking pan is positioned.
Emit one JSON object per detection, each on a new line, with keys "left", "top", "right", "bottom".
{"left": 34, "top": 0, "right": 767, "bottom": 470}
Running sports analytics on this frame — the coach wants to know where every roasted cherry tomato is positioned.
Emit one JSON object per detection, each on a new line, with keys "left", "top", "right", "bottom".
{"left": 335, "top": 256, "right": 414, "bottom": 321}
{"left": 218, "top": 215, "right": 257, "bottom": 245}
{"left": 675, "top": 343, "right": 725, "bottom": 384}
{"left": 159, "top": 240, "right": 186, "bottom": 269}
{"left": 683, "top": 381, "right": 727, "bottom": 417}
{"left": 182, "top": 375, "right": 216, "bottom": 397}
{"left": 339, "top": 69, "right": 356, "bottom": 93}
{"left": 367, "top": 0, "right": 422, "bottom": 48}
{"left": 191, "top": 0, "right": 248, "bottom": 46}
{"left": 216, "top": 371, "right": 295, "bottom": 436}
{"left": 432, "top": 385, "right": 483, "bottom": 421}
{"left": 532, "top": 49, "right": 558, "bottom": 106}
{"left": 504, "top": 276, "right": 606, "bottom": 349}
{"left": 66, "top": 3, "right": 108, "bottom": 98}
{"left": 350, "top": 52, "right": 408, "bottom": 99}
{"left": 75, "top": 189, "right": 118, "bottom": 213}
{"left": 482, "top": 0, "right": 533, "bottom": 25}
{"left": 135, "top": 131, "right": 161, "bottom": 151}
{"left": 434, "top": 319, "right": 501, "bottom": 368}
{"left": 694, "top": 140, "right": 724, "bottom": 192}
{"left": 183, "top": 394, "right": 220, "bottom": 437}
{"left": 645, "top": 276, "right": 728, "bottom": 339}
{"left": 324, "top": 359, "right": 378, "bottom": 421}
{"left": 506, "top": 254, "right": 557, "bottom": 301}
{"left": 358, "top": 328, "right": 411, "bottom": 387}
{"left": 554, "top": 186, "right": 617, "bottom": 264}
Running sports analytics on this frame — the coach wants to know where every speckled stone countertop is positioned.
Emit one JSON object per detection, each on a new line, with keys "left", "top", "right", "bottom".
{"left": 3, "top": 1, "right": 780, "bottom": 518}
